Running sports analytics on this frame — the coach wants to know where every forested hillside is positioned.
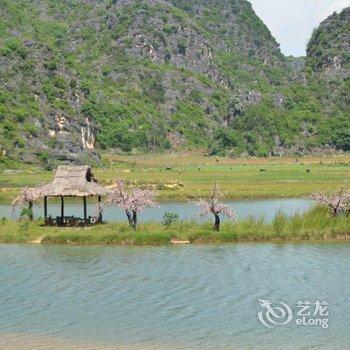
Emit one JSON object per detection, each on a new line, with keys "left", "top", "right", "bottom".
{"left": 306, "top": 7, "right": 350, "bottom": 152}
{"left": 0, "top": 0, "right": 349, "bottom": 166}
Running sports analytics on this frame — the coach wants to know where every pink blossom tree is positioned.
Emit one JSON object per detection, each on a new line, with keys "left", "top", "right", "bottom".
{"left": 310, "top": 187, "right": 350, "bottom": 216}
{"left": 107, "top": 180, "right": 157, "bottom": 229}
{"left": 194, "top": 180, "right": 235, "bottom": 231}
{"left": 12, "top": 187, "right": 43, "bottom": 220}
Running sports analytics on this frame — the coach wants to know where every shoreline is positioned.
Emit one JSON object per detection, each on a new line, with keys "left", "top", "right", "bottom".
{"left": 2, "top": 236, "right": 349, "bottom": 247}
{"left": 1, "top": 207, "right": 350, "bottom": 246}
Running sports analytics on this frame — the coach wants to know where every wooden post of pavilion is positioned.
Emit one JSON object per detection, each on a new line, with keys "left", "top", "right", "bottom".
{"left": 28, "top": 201, "right": 33, "bottom": 220}
{"left": 83, "top": 196, "right": 87, "bottom": 225}
{"left": 98, "top": 195, "right": 102, "bottom": 223}
{"left": 44, "top": 196, "right": 48, "bottom": 220}
{"left": 60, "top": 196, "right": 64, "bottom": 225}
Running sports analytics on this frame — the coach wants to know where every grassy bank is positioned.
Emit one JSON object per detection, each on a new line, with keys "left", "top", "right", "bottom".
{"left": 1, "top": 153, "right": 350, "bottom": 202}
{"left": 1, "top": 207, "right": 350, "bottom": 245}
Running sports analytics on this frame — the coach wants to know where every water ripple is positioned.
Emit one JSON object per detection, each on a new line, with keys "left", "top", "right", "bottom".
{"left": 0, "top": 243, "right": 349, "bottom": 349}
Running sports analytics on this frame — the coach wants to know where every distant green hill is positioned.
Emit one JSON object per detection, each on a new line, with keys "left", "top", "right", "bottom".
{"left": 0, "top": 0, "right": 349, "bottom": 166}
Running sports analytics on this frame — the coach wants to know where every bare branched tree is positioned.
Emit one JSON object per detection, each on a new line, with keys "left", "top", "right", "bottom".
{"left": 107, "top": 180, "right": 157, "bottom": 229}
{"left": 310, "top": 187, "right": 350, "bottom": 216}
{"left": 194, "top": 180, "right": 235, "bottom": 231}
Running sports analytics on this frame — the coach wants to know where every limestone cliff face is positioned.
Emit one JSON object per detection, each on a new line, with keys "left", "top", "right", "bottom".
{"left": 0, "top": 1, "right": 349, "bottom": 164}
{"left": 0, "top": 0, "right": 289, "bottom": 163}
{"left": 107, "top": 0, "right": 285, "bottom": 82}
{"left": 169, "top": 0, "right": 284, "bottom": 66}
{"left": 0, "top": 29, "right": 99, "bottom": 165}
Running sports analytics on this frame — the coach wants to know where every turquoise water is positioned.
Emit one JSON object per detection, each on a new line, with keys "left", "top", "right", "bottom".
{"left": 0, "top": 243, "right": 349, "bottom": 349}
{"left": 1, "top": 198, "right": 314, "bottom": 222}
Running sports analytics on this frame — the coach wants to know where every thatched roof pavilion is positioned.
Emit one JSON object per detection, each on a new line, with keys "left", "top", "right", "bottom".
{"left": 31, "top": 166, "right": 107, "bottom": 226}
{"left": 38, "top": 166, "right": 108, "bottom": 198}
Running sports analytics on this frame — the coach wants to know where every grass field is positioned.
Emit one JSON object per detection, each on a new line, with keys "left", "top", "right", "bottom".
{"left": 1, "top": 207, "right": 349, "bottom": 245}
{"left": 1, "top": 152, "right": 350, "bottom": 202}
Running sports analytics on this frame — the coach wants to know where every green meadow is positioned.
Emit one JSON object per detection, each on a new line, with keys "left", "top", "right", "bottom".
{"left": 1, "top": 153, "right": 350, "bottom": 202}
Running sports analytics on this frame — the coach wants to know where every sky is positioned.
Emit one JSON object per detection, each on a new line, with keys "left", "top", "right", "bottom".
{"left": 248, "top": 0, "right": 350, "bottom": 57}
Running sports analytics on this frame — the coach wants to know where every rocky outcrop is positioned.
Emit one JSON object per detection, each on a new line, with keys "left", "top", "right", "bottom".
{"left": 306, "top": 6, "right": 350, "bottom": 113}
{"left": 307, "top": 7, "right": 350, "bottom": 76}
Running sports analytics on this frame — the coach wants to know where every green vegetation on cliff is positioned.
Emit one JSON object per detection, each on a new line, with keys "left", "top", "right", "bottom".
{"left": 305, "top": 7, "right": 350, "bottom": 152}
{"left": 307, "top": 7, "right": 350, "bottom": 74}
{"left": 0, "top": 1, "right": 349, "bottom": 165}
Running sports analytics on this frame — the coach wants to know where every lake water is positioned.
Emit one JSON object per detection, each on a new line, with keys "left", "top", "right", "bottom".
{"left": 0, "top": 244, "right": 349, "bottom": 349}
{"left": 1, "top": 198, "right": 314, "bottom": 223}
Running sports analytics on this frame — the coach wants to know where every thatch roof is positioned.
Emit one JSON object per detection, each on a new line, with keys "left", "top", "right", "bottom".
{"left": 12, "top": 187, "right": 44, "bottom": 206}
{"left": 36, "top": 166, "right": 108, "bottom": 197}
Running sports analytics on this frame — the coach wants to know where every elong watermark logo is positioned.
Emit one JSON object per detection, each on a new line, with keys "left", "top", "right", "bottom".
{"left": 258, "top": 299, "right": 329, "bottom": 329}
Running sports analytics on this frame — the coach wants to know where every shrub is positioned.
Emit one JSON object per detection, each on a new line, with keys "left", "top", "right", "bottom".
{"left": 162, "top": 211, "right": 180, "bottom": 226}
